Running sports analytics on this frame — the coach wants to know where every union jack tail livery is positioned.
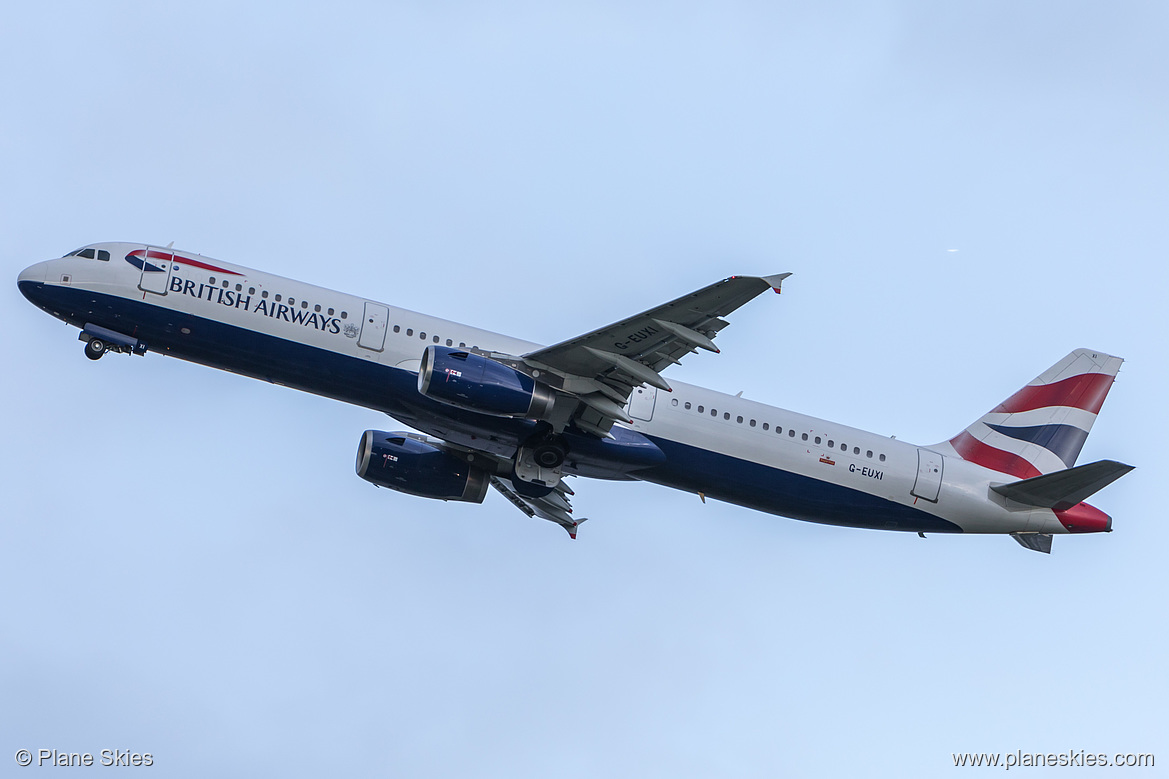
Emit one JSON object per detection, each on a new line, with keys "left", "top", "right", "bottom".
{"left": 943, "top": 349, "right": 1123, "bottom": 479}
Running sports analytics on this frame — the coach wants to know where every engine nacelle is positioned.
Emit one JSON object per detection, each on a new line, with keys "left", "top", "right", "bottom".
{"left": 418, "top": 345, "right": 555, "bottom": 419}
{"left": 355, "top": 430, "right": 490, "bottom": 503}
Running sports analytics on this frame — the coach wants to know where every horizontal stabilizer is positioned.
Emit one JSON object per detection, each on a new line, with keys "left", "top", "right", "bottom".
{"left": 1011, "top": 533, "right": 1053, "bottom": 554}
{"left": 991, "top": 459, "right": 1134, "bottom": 511}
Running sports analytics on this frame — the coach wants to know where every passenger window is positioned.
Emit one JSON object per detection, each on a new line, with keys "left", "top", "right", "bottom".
{"left": 301, "top": 301, "right": 308, "bottom": 309}
{"left": 446, "top": 339, "right": 452, "bottom": 346}
{"left": 249, "top": 287, "right": 256, "bottom": 295}
{"left": 711, "top": 409, "right": 717, "bottom": 417}
{"left": 328, "top": 308, "right": 334, "bottom": 315}
{"left": 828, "top": 440, "right": 834, "bottom": 447}
{"left": 723, "top": 412, "right": 730, "bottom": 420}
{"left": 840, "top": 442, "right": 846, "bottom": 451}
{"left": 879, "top": 454, "right": 886, "bottom": 462}
{"left": 685, "top": 402, "right": 692, "bottom": 410}
{"left": 288, "top": 297, "right": 295, "bottom": 305}
{"left": 762, "top": 423, "right": 769, "bottom": 431}
{"left": 749, "top": 419, "right": 756, "bottom": 427}
{"left": 854, "top": 447, "right": 860, "bottom": 455}
{"left": 97, "top": 249, "right": 110, "bottom": 261}
{"left": 406, "top": 329, "right": 413, "bottom": 336}
{"left": 341, "top": 312, "right": 348, "bottom": 319}
{"left": 223, "top": 280, "right": 229, "bottom": 288}
{"left": 815, "top": 436, "right": 822, "bottom": 445}
{"left": 671, "top": 398, "right": 678, "bottom": 406}
{"left": 314, "top": 304, "right": 321, "bottom": 312}
{"left": 393, "top": 325, "right": 400, "bottom": 333}
{"left": 697, "top": 405, "right": 704, "bottom": 413}
{"left": 737, "top": 416, "right": 743, "bottom": 423}
{"left": 420, "top": 332, "right": 426, "bottom": 339}
{"left": 210, "top": 277, "right": 217, "bottom": 285}
{"left": 866, "top": 450, "right": 873, "bottom": 458}
{"left": 459, "top": 342, "right": 465, "bottom": 348}
{"left": 801, "top": 433, "right": 808, "bottom": 441}
{"left": 789, "top": 429, "right": 795, "bottom": 437}
{"left": 262, "top": 291, "right": 269, "bottom": 299}
{"left": 235, "top": 284, "right": 242, "bottom": 292}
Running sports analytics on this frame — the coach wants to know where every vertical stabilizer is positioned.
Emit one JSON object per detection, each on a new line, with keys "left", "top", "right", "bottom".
{"left": 940, "top": 349, "right": 1123, "bottom": 478}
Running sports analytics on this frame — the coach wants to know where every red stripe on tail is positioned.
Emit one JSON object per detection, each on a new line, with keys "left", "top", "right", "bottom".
{"left": 993, "top": 372, "right": 1114, "bottom": 415}
{"left": 948, "top": 431, "right": 1041, "bottom": 479}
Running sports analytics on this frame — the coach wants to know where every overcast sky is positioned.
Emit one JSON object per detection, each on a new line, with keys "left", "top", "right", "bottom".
{"left": 2, "top": 3, "right": 1166, "bottom": 776}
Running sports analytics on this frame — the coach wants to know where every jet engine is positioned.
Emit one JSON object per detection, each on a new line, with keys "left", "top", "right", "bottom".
{"left": 355, "top": 430, "right": 490, "bottom": 503}
{"left": 418, "top": 345, "right": 555, "bottom": 419}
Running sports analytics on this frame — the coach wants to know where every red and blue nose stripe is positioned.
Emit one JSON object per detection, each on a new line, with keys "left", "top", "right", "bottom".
{"left": 124, "top": 249, "right": 243, "bottom": 276}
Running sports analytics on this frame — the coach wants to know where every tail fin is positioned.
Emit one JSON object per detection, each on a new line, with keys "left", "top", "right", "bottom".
{"left": 941, "top": 349, "right": 1123, "bottom": 478}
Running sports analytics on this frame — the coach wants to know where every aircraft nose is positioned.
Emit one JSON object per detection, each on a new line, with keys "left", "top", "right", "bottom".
{"left": 17, "top": 261, "right": 50, "bottom": 303}
{"left": 18, "top": 261, "right": 47, "bottom": 285}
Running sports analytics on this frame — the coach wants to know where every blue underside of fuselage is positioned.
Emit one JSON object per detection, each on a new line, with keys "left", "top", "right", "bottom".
{"left": 638, "top": 437, "right": 961, "bottom": 532}
{"left": 20, "top": 280, "right": 962, "bottom": 534}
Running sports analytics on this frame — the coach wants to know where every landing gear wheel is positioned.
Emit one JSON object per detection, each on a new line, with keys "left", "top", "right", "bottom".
{"left": 85, "top": 338, "right": 106, "bottom": 360}
{"left": 533, "top": 443, "right": 566, "bottom": 469}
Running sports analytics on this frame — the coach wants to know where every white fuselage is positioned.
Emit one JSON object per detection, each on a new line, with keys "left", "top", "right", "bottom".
{"left": 18, "top": 242, "right": 1073, "bottom": 536}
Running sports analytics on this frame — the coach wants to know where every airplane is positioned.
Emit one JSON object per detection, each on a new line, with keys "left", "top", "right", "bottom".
{"left": 17, "top": 242, "right": 1133, "bottom": 552}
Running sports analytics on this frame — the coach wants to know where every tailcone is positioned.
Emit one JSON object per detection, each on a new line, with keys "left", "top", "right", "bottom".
{"left": 1055, "top": 502, "right": 1112, "bottom": 533}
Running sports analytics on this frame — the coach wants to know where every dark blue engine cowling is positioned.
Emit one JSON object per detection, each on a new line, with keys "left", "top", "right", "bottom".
{"left": 356, "top": 430, "right": 490, "bottom": 503}
{"left": 418, "top": 345, "right": 555, "bottom": 419}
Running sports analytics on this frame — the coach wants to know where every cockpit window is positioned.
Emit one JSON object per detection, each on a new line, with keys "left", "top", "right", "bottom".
{"left": 65, "top": 247, "right": 110, "bottom": 260}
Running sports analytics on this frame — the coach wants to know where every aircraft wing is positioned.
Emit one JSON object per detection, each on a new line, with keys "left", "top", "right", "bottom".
{"left": 520, "top": 273, "right": 791, "bottom": 437}
{"left": 490, "top": 476, "right": 587, "bottom": 538}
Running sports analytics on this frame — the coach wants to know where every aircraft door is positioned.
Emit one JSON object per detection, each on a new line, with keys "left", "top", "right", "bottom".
{"left": 628, "top": 386, "right": 657, "bottom": 422}
{"left": 137, "top": 248, "right": 174, "bottom": 295}
{"left": 358, "top": 302, "right": 389, "bottom": 352}
{"left": 912, "top": 448, "right": 944, "bottom": 502}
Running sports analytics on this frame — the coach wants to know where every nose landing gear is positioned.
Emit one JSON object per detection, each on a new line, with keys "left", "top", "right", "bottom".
{"left": 84, "top": 338, "right": 107, "bottom": 360}
{"left": 78, "top": 324, "right": 148, "bottom": 360}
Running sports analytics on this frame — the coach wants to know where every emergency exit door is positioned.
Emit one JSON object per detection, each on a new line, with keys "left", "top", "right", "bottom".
{"left": 628, "top": 386, "right": 657, "bottom": 421}
{"left": 358, "top": 302, "right": 389, "bottom": 351}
